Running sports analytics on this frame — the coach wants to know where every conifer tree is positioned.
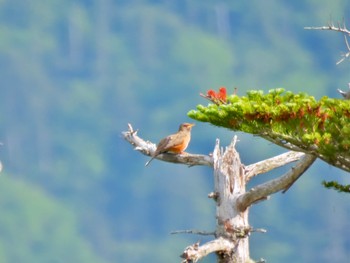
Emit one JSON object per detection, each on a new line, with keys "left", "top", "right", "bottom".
{"left": 123, "top": 20, "right": 350, "bottom": 263}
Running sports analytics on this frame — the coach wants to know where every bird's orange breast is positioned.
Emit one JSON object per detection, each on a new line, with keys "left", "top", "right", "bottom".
{"left": 167, "top": 141, "right": 189, "bottom": 153}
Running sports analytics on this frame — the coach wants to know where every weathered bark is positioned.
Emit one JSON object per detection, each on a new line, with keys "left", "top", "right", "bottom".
{"left": 237, "top": 154, "right": 316, "bottom": 212}
{"left": 122, "top": 124, "right": 312, "bottom": 263}
{"left": 212, "top": 136, "right": 250, "bottom": 263}
{"left": 176, "top": 137, "right": 251, "bottom": 263}
{"left": 122, "top": 124, "right": 213, "bottom": 167}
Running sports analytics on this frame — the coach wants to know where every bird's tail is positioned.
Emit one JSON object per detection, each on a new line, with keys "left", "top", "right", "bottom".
{"left": 145, "top": 156, "right": 155, "bottom": 167}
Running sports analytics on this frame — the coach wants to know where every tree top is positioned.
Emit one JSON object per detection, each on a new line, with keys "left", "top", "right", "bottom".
{"left": 188, "top": 88, "right": 350, "bottom": 172}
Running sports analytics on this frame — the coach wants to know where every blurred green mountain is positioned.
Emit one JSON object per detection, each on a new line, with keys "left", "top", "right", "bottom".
{"left": 0, "top": 175, "right": 107, "bottom": 263}
{"left": 0, "top": 0, "right": 350, "bottom": 262}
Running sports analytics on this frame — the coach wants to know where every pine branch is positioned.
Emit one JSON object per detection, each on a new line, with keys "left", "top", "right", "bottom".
{"left": 322, "top": 180, "right": 350, "bottom": 193}
{"left": 188, "top": 89, "right": 350, "bottom": 172}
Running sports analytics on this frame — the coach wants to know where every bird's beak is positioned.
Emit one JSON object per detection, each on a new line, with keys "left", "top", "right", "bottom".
{"left": 189, "top": 123, "right": 195, "bottom": 127}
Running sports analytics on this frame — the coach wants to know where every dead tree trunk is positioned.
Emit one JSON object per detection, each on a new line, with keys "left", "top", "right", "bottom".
{"left": 212, "top": 137, "right": 250, "bottom": 262}
{"left": 180, "top": 137, "right": 250, "bottom": 263}
{"left": 122, "top": 124, "right": 316, "bottom": 263}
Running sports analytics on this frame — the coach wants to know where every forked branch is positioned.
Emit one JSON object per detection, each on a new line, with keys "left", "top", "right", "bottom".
{"left": 244, "top": 151, "right": 306, "bottom": 181}
{"left": 237, "top": 154, "right": 317, "bottom": 212}
{"left": 305, "top": 20, "right": 350, "bottom": 64}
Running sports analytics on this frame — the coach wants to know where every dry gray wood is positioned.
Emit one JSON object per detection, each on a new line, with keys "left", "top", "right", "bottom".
{"left": 237, "top": 154, "right": 317, "bottom": 212}
{"left": 211, "top": 137, "right": 251, "bottom": 263}
{"left": 122, "top": 123, "right": 213, "bottom": 167}
{"left": 180, "top": 237, "right": 237, "bottom": 263}
{"left": 122, "top": 123, "right": 313, "bottom": 262}
{"left": 244, "top": 151, "right": 306, "bottom": 181}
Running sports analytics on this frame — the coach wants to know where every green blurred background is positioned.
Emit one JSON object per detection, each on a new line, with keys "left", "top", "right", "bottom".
{"left": 1, "top": 0, "right": 350, "bottom": 262}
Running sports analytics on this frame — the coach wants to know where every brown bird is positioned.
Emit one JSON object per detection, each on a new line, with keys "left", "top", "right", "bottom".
{"left": 145, "top": 123, "right": 195, "bottom": 166}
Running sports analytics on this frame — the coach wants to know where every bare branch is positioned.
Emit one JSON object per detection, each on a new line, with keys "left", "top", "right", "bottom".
{"left": 305, "top": 21, "right": 350, "bottom": 64}
{"left": 245, "top": 151, "right": 305, "bottom": 181}
{"left": 281, "top": 155, "right": 316, "bottom": 193}
{"left": 345, "top": 34, "right": 350, "bottom": 50}
{"left": 336, "top": 34, "right": 350, "bottom": 64}
{"left": 251, "top": 228, "right": 267, "bottom": 234}
{"left": 171, "top": 227, "right": 265, "bottom": 236}
{"left": 170, "top": 229, "right": 215, "bottom": 236}
{"left": 122, "top": 123, "right": 213, "bottom": 167}
{"left": 180, "top": 237, "right": 236, "bottom": 263}
{"left": 337, "top": 82, "right": 350, "bottom": 99}
{"left": 304, "top": 24, "right": 350, "bottom": 35}
{"left": 237, "top": 154, "right": 317, "bottom": 212}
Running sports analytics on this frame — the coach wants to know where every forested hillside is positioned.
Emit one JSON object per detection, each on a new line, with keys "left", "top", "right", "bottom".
{"left": 1, "top": 0, "right": 350, "bottom": 262}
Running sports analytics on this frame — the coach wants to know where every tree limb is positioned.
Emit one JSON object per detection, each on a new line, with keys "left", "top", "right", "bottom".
{"left": 304, "top": 21, "right": 350, "bottom": 64}
{"left": 244, "top": 151, "right": 305, "bottom": 181}
{"left": 336, "top": 34, "right": 350, "bottom": 65}
{"left": 304, "top": 24, "right": 350, "bottom": 35}
{"left": 180, "top": 237, "right": 237, "bottom": 263}
{"left": 237, "top": 154, "right": 317, "bottom": 212}
{"left": 170, "top": 229, "right": 215, "bottom": 236}
{"left": 122, "top": 123, "right": 213, "bottom": 167}
{"left": 304, "top": 19, "right": 350, "bottom": 35}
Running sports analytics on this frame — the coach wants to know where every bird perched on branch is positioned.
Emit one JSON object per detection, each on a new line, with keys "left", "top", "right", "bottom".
{"left": 145, "top": 123, "right": 195, "bottom": 166}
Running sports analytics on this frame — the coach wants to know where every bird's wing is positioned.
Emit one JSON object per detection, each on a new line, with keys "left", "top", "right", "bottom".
{"left": 154, "top": 136, "right": 172, "bottom": 155}
{"left": 156, "top": 134, "right": 184, "bottom": 153}
{"left": 145, "top": 136, "right": 172, "bottom": 166}
{"left": 146, "top": 133, "right": 185, "bottom": 166}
